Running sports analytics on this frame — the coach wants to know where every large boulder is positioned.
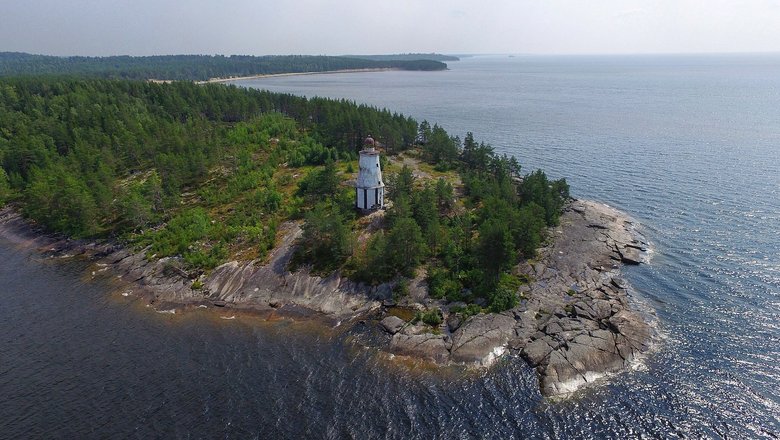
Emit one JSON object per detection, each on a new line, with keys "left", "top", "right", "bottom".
{"left": 379, "top": 316, "right": 406, "bottom": 334}
{"left": 619, "top": 246, "right": 643, "bottom": 265}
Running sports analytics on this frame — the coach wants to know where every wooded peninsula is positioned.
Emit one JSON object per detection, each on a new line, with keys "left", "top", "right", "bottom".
{"left": 0, "top": 76, "right": 566, "bottom": 313}
{"left": 0, "top": 56, "right": 652, "bottom": 396}
{"left": 0, "top": 52, "right": 447, "bottom": 81}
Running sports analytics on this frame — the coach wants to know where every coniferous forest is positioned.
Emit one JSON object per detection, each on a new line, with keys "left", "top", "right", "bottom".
{"left": 0, "top": 76, "right": 568, "bottom": 312}
{"left": 0, "top": 53, "right": 447, "bottom": 81}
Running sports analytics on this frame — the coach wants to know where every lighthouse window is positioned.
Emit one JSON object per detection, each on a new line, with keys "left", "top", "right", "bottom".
{"left": 376, "top": 163, "right": 379, "bottom": 167}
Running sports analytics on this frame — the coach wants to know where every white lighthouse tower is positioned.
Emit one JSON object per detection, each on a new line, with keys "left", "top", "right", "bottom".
{"left": 355, "top": 136, "right": 385, "bottom": 211}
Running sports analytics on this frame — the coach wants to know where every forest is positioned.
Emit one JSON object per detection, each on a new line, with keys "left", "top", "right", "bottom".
{"left": 0, "top": 77, "right": 567, "bottom": 312}
{"left": 0, "top": 53, "right": 446, "bottom": 81}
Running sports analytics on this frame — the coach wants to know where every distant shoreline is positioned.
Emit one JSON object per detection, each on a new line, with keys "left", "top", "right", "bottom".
{"left": 199, "top": 68, "right": 400, "bottom": 84}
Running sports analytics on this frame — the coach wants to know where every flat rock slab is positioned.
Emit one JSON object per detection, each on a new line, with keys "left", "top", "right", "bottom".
{"left": 450, "top": 313, "right": 516, "bottom": 365}
{"left": 390, "top": 332, "right": 450, "bottom": 363}
{"left": 523, "top": 339, "right": 554, "bottom": 365}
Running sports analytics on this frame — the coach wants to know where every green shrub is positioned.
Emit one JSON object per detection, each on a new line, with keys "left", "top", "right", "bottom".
{"left": 488, "top": 273, "right": 521, "bottom": 312}
{"left": 420, "top": 309, "right": 443, "bottom": 327}
{"left": 393, "top": 278, "right": 410, "bottom": 300}
{"left": 449, "top": 303, "right": 482, "bottom": 319}
{"left": 428, "top": 267, "right": 462, "bottom": 300}
{"left": 461, "top": 304, "right": 482, "bottom": 319}
{"left": 292, "top": 201, "right": 353, "bottom": 274}
{"left": 148, "top": 208, "right": 212, "bottom": 257}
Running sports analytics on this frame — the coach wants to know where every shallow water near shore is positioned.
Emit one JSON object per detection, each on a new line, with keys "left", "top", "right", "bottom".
{"left": 3, "top": 54, "right": 780, "bottom": 438}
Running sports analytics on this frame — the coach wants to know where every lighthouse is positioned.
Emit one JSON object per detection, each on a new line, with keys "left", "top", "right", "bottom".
{"left": 355, "top": 136, "right": 385, "bottom": 211}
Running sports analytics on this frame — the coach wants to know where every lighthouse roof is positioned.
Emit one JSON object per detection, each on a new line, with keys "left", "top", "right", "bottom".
{"left": 360, "top": 135, "right": 379, "bottom": 155}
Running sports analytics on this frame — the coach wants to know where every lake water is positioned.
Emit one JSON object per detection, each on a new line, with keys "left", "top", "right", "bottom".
{"left": 2, "top": 55, "right": 780, "bottom": 438}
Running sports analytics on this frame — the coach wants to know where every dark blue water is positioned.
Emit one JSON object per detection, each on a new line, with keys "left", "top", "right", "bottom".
{"left": 3, "top": 55, "right": 780, "bottom": 438}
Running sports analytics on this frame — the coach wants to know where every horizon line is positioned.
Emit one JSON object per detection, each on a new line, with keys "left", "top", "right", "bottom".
{"left": 3, "top": 50, "right": 780, "bottom": 58}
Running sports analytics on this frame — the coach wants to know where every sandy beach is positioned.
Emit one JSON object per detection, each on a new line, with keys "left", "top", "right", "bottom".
{"left": 199, "top": 68, "right": 399, "bottom": 84}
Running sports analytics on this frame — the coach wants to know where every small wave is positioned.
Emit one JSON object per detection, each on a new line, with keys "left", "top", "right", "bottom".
{"left": 642, "top": 241, "right": 656, "bottom": 264}
{"left": 472, "top": 345, "right": 508, "bottom": 369}
{"left": 121, "top": 291, "right": 131, "bottom": 297}
{"left": 220, "top": 315, "right": 236, "bottom": 320}
{"left": 156, "top": 309, "right": 176, "bottom": 315}
{"left": 553, "top": 373, "right": 602, "bottom": 396}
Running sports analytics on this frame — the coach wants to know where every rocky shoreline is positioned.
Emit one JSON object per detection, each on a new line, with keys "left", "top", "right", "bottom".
{"left": 0, "top": 199, "right": 655, "bottom": 397}
{"left": 379, "top": 199, "right": 655, "bottom": 396}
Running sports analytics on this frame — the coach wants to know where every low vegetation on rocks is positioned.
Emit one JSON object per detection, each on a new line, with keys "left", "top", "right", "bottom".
{"left": 0, "top": 75, "right": 568, "bottom": 313}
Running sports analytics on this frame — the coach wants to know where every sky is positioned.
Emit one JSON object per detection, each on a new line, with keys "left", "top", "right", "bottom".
{"left": 2, "top": 0, "right": 780, "bottom": 56}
